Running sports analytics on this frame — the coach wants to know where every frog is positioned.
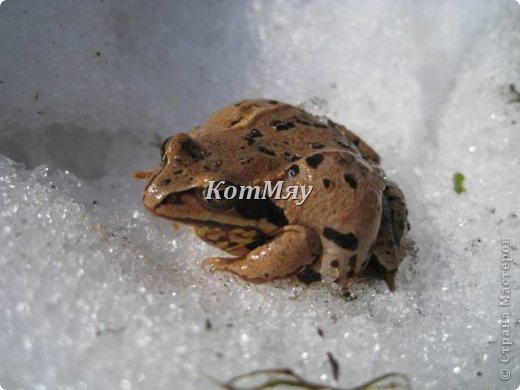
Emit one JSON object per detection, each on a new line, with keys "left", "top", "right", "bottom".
{"left": 135, "top": 99, "right": 409, "bottom": 291}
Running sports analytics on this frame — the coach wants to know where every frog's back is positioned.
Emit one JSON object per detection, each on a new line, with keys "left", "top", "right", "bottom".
{"left": 193, "top": 99, "right": 381, "bottom": 185}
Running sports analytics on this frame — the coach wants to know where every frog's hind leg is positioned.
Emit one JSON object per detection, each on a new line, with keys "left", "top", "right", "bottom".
{"left": 202, "top": 225, "right": 322, "bottom": 282}
{"left": 364, "top": 181, "right": 409, "bottom": 291}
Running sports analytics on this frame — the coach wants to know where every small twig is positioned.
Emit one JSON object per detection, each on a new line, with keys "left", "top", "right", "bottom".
{"left": 217, "top": 367, "right": 411, "bottom": 390}
{"left": 327, "top": 352, "right": 340, "bottom": 381}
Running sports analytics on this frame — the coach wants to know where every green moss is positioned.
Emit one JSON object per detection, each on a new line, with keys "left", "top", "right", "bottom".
{"left": 453, "top": 172, "right": 466, "bottom": 194}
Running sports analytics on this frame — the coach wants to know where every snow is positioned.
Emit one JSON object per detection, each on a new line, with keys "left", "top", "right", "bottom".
{"left": 0, "top": 0, "right": 519, "bottom": 389}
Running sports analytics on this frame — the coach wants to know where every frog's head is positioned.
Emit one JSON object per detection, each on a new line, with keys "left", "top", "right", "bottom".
{"left": 134, "top": 133, "right": 286, "bottom": 233}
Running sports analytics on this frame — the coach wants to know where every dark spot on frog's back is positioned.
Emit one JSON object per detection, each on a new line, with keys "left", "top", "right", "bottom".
{"left": 247, "top": 129, "right": 263, "bottom": 138}
{"left": 258, "top": 146, "right": 276, "bottom": 156}
{"left": 306, "top": 154, "right": 324, "bottom": 169}
{"left": 311, "top": 143, "right": 325, "bottom": 149}
{"left": 243, "top": 128, "right": 263, "bottom": 145}
{"left": 283, "top": 151, "right": 300, "bottom": 162}
{"left": 313, "top": 122, "right": 327, "bottom": 129}
{"left": 343, "top": 173, "right": 357, "bottom": 189}
{"left": 323, "top": 227, "right": 359, "bottom": 250}
{"left": 297, "top": 268, "right": 322, "bottom": 284}
{"left": 279, "top": 122, "right": 294, "bottom": 131}
{"left": 322, "top": 178, "right": 331, "bottom": 188}
{"left": 295, "top": 117, "right": 311, "bottom": 126}
{"left": 268, "top": 100, "right": 279, "bottom": 105}
{"left": 239, "top": 157, "right": 253, "bottom": 165}
{"left": 270, "top": 120, "right": 295, "bottom": 131}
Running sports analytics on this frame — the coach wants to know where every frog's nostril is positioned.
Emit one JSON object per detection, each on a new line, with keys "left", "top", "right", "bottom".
{"left": 161, "top": 193, "right": 182, "bottom": 205}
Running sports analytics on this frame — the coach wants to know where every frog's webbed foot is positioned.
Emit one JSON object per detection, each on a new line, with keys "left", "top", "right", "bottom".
{"left": 201, "top": 225, "right": 322, "bottom": 282}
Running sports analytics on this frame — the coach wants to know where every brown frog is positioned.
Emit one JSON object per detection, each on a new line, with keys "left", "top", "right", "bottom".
{"left": 135, "top": 99, "right": 409, "bottom": 290}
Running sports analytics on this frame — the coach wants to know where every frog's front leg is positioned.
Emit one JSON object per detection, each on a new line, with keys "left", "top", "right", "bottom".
{"left": 202, "top": 225, "right": 322, "bottom": 282}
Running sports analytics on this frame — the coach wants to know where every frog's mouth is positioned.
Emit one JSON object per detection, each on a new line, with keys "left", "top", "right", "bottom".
{"left": 147, "top": 188, "right": 288, "bottom": 232}
{"left": 146, "top": 189, "right": 249, "bottom": 228}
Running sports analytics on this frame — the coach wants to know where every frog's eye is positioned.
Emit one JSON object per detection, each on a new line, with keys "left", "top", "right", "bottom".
{"left": 160, "top": 136, "right": 173, "bottom": 159}
{"left": 201, "top": 181, "right": 238, "bottom": 211}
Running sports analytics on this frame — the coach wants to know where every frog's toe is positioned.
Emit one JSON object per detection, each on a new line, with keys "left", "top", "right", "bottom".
{"left": 338, "top": 274, "right": 364, "bottom": 291}
{"left": 383, "top": 269, "right": 397, "bottom": 291}
{"left": 201, "top": 256, "right": 266, "bottom": 282}
{"left": 337, "top": 267, "right": 397, "bottom": 292}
